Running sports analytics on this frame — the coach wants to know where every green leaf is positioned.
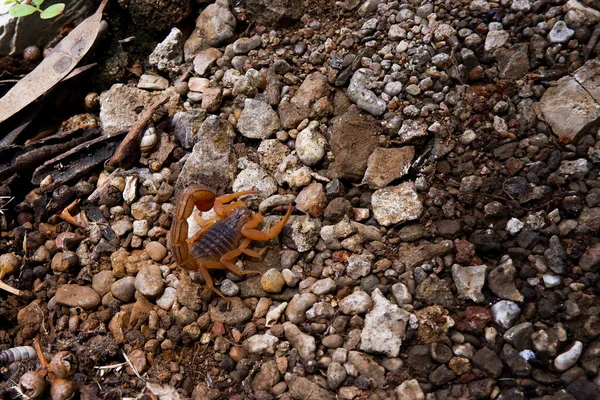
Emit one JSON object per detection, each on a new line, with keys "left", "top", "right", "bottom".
{"left": 9, "top": 4, "right": 37, "bottom": 17}
{"left": 33, "top": 0, "right": 44, "bottom": 7}
{"left": 40, "top": 3, "right": 64, "bottom": 19}
{"left": 4, "top": 0, "right": 17, "bottom": 6}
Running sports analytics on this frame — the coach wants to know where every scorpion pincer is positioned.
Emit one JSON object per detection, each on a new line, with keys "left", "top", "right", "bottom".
{"left": 169, "top": 186, "right": 293, "bottom": 301}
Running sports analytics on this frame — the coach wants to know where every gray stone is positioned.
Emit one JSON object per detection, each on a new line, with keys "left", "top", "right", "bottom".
{"left": 193, "top": 48, "right": 222, "bottom": 76}
{"left": 339, "top": 290, "right": 373, "bottom": 314}
{"left": 362, "top": 147, "right": 415, "bottom": 189}
{"left": 232, "top": 35, "right": 262, "bottom": 54}
{"left": 346, "top": 254, "right": 372, "bottom": 280}
{"left": 295, "top": 121, "right": 327, "bottom": 166}
{"left": 237, "top": 98, "right": 281, "bottom": 139}
{"left": 398, "top": 119, "right": 428, "bottom": 143}
{"left": 491, "top": 300, "right": 521, "bottom": 329}
{"left": 452, "top": 264, "right": 486, "bottom": 303}
{"left": 395, "top": 379, "right": 425, "bottom": 400}
{"left": 148, "top": 27, "right": 183, "bottom": 72}
{"left": 177, "top": 115, "right": 236, "bottom": 195}
{"left": 488, "top": 257, "right": 524, "bottom": 302}
{"left": 485, "top": 29, "right": 509, "bottom": 52}
{"left": 232, "top": 160, "right": 278, "bottom": 198}
{"left": 285, "top": 374, "right": 335, "bottom": 400}
{"left": 372, "top": 182, "right": 423, "bottom": 226}
{"left": 327, "top": 362, "right": 347, "bottom": 390}
{"left": 243, "top": 334, "right": 279, "bottom": 355}
{"left": 111, "top": 276, "right": 136, "bottom": 303}
{"left": 285, "top": 293, "right": 318, "bottom": 323}
{"left": 196, "top": 0, "right": 236, "bottom": 47}
{"left": 285, "top": 216, "right": 321, "bottom": 252}
{"left": 137, "top": 74, "right": 169, "bottom": 90}
{"left": 555, "top": 341, "right": 583, "bottom": 371}
{"left": 360, "top": 288, "right": 410, "bottom": 357}
{"left": 171, "top": 109, "right": 207, "bottom": 149}
{"left": 548, "top": 21, "right": 575, "bottom": 43}
{"left": 135, "top": 264, "right": 164, "bottom": 298}
{"left": 347, "top": 68, "right": 386, "bottom": 116}
{"left": 283, "top": 322, "right": 316, "bottom": 359}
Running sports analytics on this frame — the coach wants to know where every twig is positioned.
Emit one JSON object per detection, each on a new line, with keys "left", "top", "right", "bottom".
{"left": 105, "top": 95, "right": 169, "bottom": 171}
{"left": 57, "top": 199, "right": 87, "bottom": 229}
{"left": 584, "top": 20, "right": 600, "bottom": 60}
{"left": 87, "top": 168, "right": 124, "bottom": 202}
{"left": 0, "top": 280, "right": 22, "bottom": 296}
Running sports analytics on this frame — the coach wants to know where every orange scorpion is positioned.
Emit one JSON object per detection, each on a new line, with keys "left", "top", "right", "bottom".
{"left": 169, "top": 186, "right": 293, "bottom": 300}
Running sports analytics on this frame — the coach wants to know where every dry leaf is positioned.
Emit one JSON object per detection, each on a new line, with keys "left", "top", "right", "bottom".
{"left": 0, "top": 0, "right": 109, "bottom": 125}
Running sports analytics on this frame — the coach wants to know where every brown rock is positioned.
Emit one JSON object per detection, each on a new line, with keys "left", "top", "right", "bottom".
{"left": 201, "top": 87, "right": 223, "bottom": 112}
{"left": 55, "top": 284, "right": 101, "bottom": 310}
{"left": 328, "top": 106, "right": 380, "bottom": 180}
{"left": 17, "top": 299, "right": 44, "bottom": 339}
{"left": 251, "top": 360, "right": 281, "bottom": 392}
{"left": 295, "top": 183, "right": 328, "bottom": 217}
{"left": 285, "top": 374, "right": 335, "bottom": 400}
{"left": 580, "top": 243, "right": 600, "bottom": 271}
{"left": 362, "top": 146, "right": 415, "bottom": 189}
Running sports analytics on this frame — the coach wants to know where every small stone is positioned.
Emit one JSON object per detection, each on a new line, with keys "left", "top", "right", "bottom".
{"left": 347, "top": 69, "right": 386, "bottom": 116}
{"left": 283, "top": 322, "right": 316, "bottom": 359}
{"left": 485, "top": 29, "right": 509, "bottom": 52}
{"left": 285, "top": 293, "right": 318, "bottom": 323}
{"left": 295, "top": 121, "right": 327, "bottom": 166}
{"left": 261, "top": 268, "right": 285, "bottom": 293}
{"left": 156, "top": 287, "right": 177, "bottom": 310}
{"left": 452, "top": 264, "right": 486, "bottom": 303}
{"left": 111, "top": 277, "right": 136, "bottom": 303}
{"left": 398, "top": 119, "right": 428, "bottom": 143}
{"left": 362, "top": 147, "right": 415, "bottom": 189}
{"left": 346, "top": 254, "right": 372, "bottom": 280}
{"left": 193, "top": 48, "right": 222, "bottom": 76}
{"left": 295, "top": 183, "right": 328, "bottom": 217}
{"left": 145, "top": 242, "right": 167, "bottom": 262}
{"left": 472, "top": 347, "right": 503, "bottom": 378}
{"left": 339, "top": 290, "right": 373, "bottom": 314}
{"left": 491, "top": 300, "right": 521, "bottom": 329}
{"left": 209, "top": 298, "right": 252, "bottom": 325}
{"left": 487, "top": 257, "right": 523, "bottom": 302}
{"left": 555, "top": 341, "right": 583, "bottom": 371}
{"left": 548, "top": 21, "right": 575, "bottom": 43}
{"left": 92, "top": 270, "right": 116, "bottom": 297}
{"left": 233, "top": 35, "right": 262, "bottom": 54}
{"left": 394, "top": 379, "right": 424, "bottom": 400}
{"left": 137, "top": 74, "right": 169, "bottom": 90}
{"left": 243, "top": 334, "right": 279, "bottom": 355}
{"left": 135, "top": 264, "right": 164, "bottom": 298}
{"left": 111, "top": 220, "right": 133, "bottom": 237}
{"left": 196, "top": 0, "right": 236, "bottom": 47}
{"left": 149, "top": 27, "right": 183, "bottom": 72}
{"left": 237, "top": 98, "right": 280, "bottom": 139}
{"left": 55, "top": 284, "right": 101, "bottom": 310}
{"left": 360, "top": 288, "right": 410, "bottom": 357}
{"left": 327, "top": 361, "right": 347, "bottom": 390}
{"left": 220, "top": 279, "right": 240, "bottom": 297}
{"left": 371, "top": 182, "right": 423, "bottom": 226}
{"left": 311, "top": 278, "right": 336, "bottom": 295}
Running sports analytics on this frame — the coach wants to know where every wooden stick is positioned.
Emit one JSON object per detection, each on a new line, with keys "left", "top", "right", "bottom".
{"left": 0, "top": 280, "right": 22, "bottom": 296}
{"left": 105, "top": 95, "right": 169, "bottom": 171}
{"left": 584, "top": 20, "right": 600, "bottom": 60}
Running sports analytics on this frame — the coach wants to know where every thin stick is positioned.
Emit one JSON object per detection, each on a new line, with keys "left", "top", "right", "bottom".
{"left": 0, "top": 280, "right": 22, "bottom": 296}
{"left": 87, "top": 168, "right": 124, "bottom": 202}
{"left": 105, "top": 95, "right": 169, "bottom": 170}
{"left": 584, "top": 20, "right": 600, "bottom": 60}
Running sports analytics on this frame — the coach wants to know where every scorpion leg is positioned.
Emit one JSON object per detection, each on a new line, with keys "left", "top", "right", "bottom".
{"left": 241, "top": 203, "right": 293, "bottom": 241}
{"left": 213, "top": 190, "right": 258, "bottom": 216}
{"left": 198, "top": 260, "right": 230, "bottom": 305}
{"left": 219, "top": 239, "right": 263, "bottom": 275}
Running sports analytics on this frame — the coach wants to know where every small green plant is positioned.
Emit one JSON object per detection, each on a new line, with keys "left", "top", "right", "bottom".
{"left": 5, "top": 0, "right": 65, "bottom": 19}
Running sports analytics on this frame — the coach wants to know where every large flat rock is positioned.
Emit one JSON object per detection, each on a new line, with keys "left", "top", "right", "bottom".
{"left": 535, "top": 59, "right": 600, "bottom": 143}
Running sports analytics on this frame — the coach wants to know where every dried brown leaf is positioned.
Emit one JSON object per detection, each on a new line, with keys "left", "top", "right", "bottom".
{"left": 0, "top": 0, "right": 109, "bottom": 124}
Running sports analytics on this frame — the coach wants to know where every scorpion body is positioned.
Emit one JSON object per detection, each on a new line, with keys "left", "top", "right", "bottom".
{"left": 169, "top": 186, "right": 292, "bottom": 300}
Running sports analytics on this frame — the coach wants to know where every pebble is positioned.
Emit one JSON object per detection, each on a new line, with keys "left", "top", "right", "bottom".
{"left": 555, "top": 341, "right": 583, "bottom": 371}
{"left": 451, "top": 264, "right": 486, "bottom": 303}
{"left": 371, "top": 182, "right": 423, "bottom": 226}
{"left": 156, "top": 287, "right": 177, "bottom": 310}
{"left": 55, "top": 284, "right": 101, "bottom": 310}
{"left": 339, "top": 290, "right": 373, "bottom": 315}
{"left": 491, "top": 300, "right": 521, "bottom": 329}
{"left": 394, "top": 379, "right": 425, "bottom": 400}
{"left": 360, "top": 288, "right": 410, "bottom": 357}
{"left": 548, "top": 21, "right": 575, "bottom": 44}
{"left": 243, "top": 334, "right": 279, "bottom": 355}
{"left": 237, "top": 98, "right": 281, "bottom": 139}
{"left": 311, "top": 278, "right": 336, "bottom": 295}
{"left": 261, "top": 268, "right": 285, "bottom": 293}
{"left": 285, "top": 293, "right": 318, "bottom": 323}
{"left": 145, "top": 242, "right": 167, "bottom": 262}
{"left": 92, "top": 270, "right": 116, "bottom": 297}
{"left": 295, "top": 121, "right": 327, "bottom": 166}
{"left": 149, "top": 27, "right": 183, "bottom": 72}
{"left": 111, "top": 276, "right": 136, "bottom": 303}
{"left": 134, "top": 264, "right": 165, "bottom": 298}
{"left": 283, "top": 322, "right": 316, "bottom": 359}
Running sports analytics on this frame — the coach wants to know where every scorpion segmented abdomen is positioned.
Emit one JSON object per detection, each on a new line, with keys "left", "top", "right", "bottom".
{"left": 0, "top": 346, "right": 36, "bottom": 364}
{"left": 192, "top": 222, "right": 240, "bottom": 260}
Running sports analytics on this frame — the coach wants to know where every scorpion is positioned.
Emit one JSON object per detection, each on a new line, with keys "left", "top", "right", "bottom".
{"left": 169, "top": 186, "right": 293, "bottom": 301}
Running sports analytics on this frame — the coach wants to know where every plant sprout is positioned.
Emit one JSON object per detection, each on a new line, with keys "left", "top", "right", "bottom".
{"left": 5, "top": 0, "right": 65, "bottom": 19}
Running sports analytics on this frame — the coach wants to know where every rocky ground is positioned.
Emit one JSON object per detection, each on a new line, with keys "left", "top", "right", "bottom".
{"left": 3, "top": 0, "right": 600, "bottom": 399}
